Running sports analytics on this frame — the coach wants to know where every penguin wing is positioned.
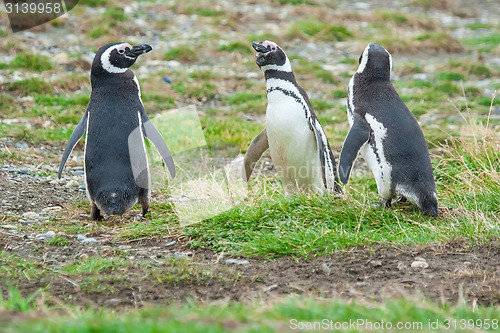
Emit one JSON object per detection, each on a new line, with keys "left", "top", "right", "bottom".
{"left": 142, "top": 119, "right": 176, "bottom": 178}
{"left": 58, "top": 111, "right": 87, "bottom": 179}
{"left": 338, "top": 113, "right": 371, "bottom": 184}
{"left": 243, "top": 128, "right": 269, "bottom": 182}
{"left": 309, "top": 117, "right": 337, "bottom": 189}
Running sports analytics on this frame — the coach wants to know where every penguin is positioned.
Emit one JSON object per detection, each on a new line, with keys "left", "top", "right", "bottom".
{"left": 338, "top": 43, "right": 438, "bottom": 216}
{"left": 58, "top": 42, "right": 175, "bottom": 220}
{"left": 243, "top": 40, "right": 341, "bottom": 194}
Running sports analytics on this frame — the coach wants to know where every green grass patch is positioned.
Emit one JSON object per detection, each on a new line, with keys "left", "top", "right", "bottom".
{"left": 79, "top": 0, "right": 109, "bottom": 7}
{"left": 292, "top": 56, "right": 336, "bottom": 83}
{"left": 6, "top": 78, "right": 54, "bottom": 96}
{"left": 0, "top": 93, "right": 17, "bottom": 116}
{"left": 218, "top": 41, "right": 252, "bottom": 54}
{"left": 224, "top": 92, "right": 267, "bottom": 114}
{"left": 164, "top": 45, "right": 199, "bottom": 63}
{"left": 63, "top": 257, "right": 127, "bottom": 275}
{"left": 47, "top": 235, "right": 71, "bottom": 247}
{"left": 461, "top": 33, "right": 500, "bottom": 52}
{"left": 288, "top": 18, "right": 352, "bottom": 41}
{"left": 437, "top": 72, "right": 466, "bottom": 81}
{"left": 4, "top": 293, "right": 499, "bottom": 332}
{"left": 8, "top": 53, "right": 52, "bottom": 72}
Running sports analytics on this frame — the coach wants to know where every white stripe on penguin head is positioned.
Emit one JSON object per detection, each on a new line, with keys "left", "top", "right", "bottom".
{"left": 101, "top": 43, "right": 132, "bottom": 74}
{"left": 356, "top": 44, "right": 371, "bottom": 74}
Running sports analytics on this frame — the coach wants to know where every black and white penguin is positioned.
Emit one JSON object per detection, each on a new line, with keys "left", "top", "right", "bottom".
{"left": 243, "top": 40, "right": 341, "bottom": 194}
{"left": 58, "top": 42, "right": 175, "bottom": 220}
{"left": 338, "top": 43, "right": 438, "bottom": 216}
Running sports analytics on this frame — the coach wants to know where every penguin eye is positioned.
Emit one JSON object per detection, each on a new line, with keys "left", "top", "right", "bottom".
{"left": 271, "top": 46, "right": 276, "bottom": 50}
{"left": 118, "top": 49, "right": 125, "bottom": 55}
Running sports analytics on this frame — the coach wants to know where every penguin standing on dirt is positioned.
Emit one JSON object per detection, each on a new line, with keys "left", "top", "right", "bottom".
{"left": 243, "top": 40, "right": 341, "bottom": 194}
{"left": 58, "top": 42, "right": 175, "bottom": 220}
{"left": 338, "top": 43, "right": 438, "bottom": 216}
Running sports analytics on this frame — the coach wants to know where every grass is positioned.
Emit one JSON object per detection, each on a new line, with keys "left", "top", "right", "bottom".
{"left": 1, "top": 294, "right": 499, "bottom": 332}
{"left": 288, "top": 18, "right": 352, "bottom": 41}
{"left": 1, "top": 1, "right": 500, "bottom": 331}
{"left": 7, "top": 53, "right": 52, "bottom": 72}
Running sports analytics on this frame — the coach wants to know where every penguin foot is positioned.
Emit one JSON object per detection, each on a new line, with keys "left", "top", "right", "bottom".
{"left": 381, "top": 198, "right": 392, "bottom": 208}
{"left": 397, "top": 196, "right": 407, "bottom": 203}
{"left": 88, "top": 204, "right": 103, "bottom": 221}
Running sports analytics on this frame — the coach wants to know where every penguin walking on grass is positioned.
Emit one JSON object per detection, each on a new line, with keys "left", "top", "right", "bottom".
{"left": 338, "top": 43, "right": 438, "bottom": 216}
{"left": 243, "top": 40, "right": 341, "bottom": 194}
{"left": 59, "top": 42, "right": 175, "bottom": 220}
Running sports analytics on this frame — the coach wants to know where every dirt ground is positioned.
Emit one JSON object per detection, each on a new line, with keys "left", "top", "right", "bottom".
{"left": 1, "top": 141, "right": 500, "bottom": 309}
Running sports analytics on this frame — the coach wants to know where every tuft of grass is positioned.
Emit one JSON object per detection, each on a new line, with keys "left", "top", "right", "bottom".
{"left": 415, "top": 32, "right": 463, "bottom": 53}
{"left": 7, "top": 78, "right": 54, "bottom": 96}
{"left": 461, "top": 33, "right": 500, "bottom": 52}
{"left": 88, "top": 26, "right": 109, "bottom": 39}
{"left": 224, "top": 92, "right": 267, "bottom": 114}
{"left": 78, "top": 0, "right": 109, "bottom": 7}
{"left": 164, "top": 45, "right": 199, "bottom": 63}
{"left": 437, "top": 72, "right": 466, "bottom": 81}
{"left": 47, "top": 235, "right": 71, "bottom": 246}
{"left": 292, "top": 56, "right": 336, "bottom": 83}
{"left": 9, "top": 53, "right": 52, "bottom": 72}
{"left": 218, "top": 41, "right": 252, "bottom": 54}
{"left": 63, "top": 257, "right": 127, "bottom": 275}
{"left": 288, "top": 19, "right": 352, "bottom": 42}
{"left": 0, "top": 285, "right": 46, "bottom": 312}
{"left": 0, "top": 93, "right": 17, "bottom": 116}
{"left": 2, "top": 297, "right": 500, "bottom": 332}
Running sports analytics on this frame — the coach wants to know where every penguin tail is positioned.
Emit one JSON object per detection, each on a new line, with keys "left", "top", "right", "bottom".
{"left": 95, "top": 190, "right": 136, "bottom": 216}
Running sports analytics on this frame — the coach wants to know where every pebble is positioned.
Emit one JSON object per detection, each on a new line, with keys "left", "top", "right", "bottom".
{"left": 321, "top": 263, "right": 331, "bottom": 274}
{"left": 225, "top": 259, "right": 250, "bottom": 265}
{"left": 411, "top": 261, "right": 429, "bottom": 269}
{"left": 162, "top": 75, "right": 173, "bottom": 84}
{"left": 263, "top": 284, "right": 278, "bottom": 292}
{"left": 370, "top": 260, "right": 382, "bottom": 267}
{"left": 397, "top": 262, "right": 407, "bottom": 271}
{"left": 117, "top": 245, "right": 132, "bottom": 250}
{"left": 74, "top": 170, "right": 85, "bottom": 177}
{"left": 22, "top": 212, "right": 39, "bottom": 219}
{"left": 164, "top": 240, "right": 176, "bottom": 247}
{"left": 77, "top": 234, "right": 97, "bottom": 243}
{"left": 42, "top": 206, "right": 62, "bottom": 213}
{"left": 1, "top": 224, "right": 17, "bottom": 229}
{"left": 65, "top": 180, "right": 80, "bottom": 188}
{"left": 36, "top": 231, "right": 56, "bottom": 239}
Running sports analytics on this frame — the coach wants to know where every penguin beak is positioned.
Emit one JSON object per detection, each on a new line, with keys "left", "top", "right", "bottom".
{"left": 126, "top": 44, "right": 153, "bottom": 58}
{"left": 252, "top": 42, "right": 271, "bottom": 54}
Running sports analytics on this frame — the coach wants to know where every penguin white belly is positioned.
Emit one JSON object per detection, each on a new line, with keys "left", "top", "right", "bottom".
{"left": 361, "top": 114, "right": 393, "bottom": 199}
{"left": 266, "top": 92, "right": 323, "bottom": 193}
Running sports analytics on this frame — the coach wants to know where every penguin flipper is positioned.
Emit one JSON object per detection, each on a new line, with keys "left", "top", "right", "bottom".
{"left": 243, "top": 128, "right": 268, "bottom": 182}
{"left": 142, "top": 120, "right": 176, "bottom": 178}
{"left": 58, "top": 112, "right": 87, "bottom": 179}
{"left": 338, "top": 114, "right": 371, "bottom": 184}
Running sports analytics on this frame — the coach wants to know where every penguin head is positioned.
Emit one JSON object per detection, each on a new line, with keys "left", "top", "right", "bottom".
{"left": 356, "top": 43, "right": 392, "bottom": 81}
{"left": 92, "top": 42, "right": 152, "bottom": 76}
{"left": 252, "top": 40, "right": 292, "bottom": 72}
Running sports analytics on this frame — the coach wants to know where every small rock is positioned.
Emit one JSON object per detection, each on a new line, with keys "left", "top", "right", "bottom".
{"left": 53, "top": 53, "right": 69, "bottom": 64}
{"left": 117, "top": 245, "right": 131, "bottom": 250}
{"left": 77, "top": 234, "right": 86, "bottom": 241}
{"left": 42, "top": 206, "right": 62, "bottom": 213}
{"left": 411, "top": 261, "right": 429, "bottom": 269}
{"left": 82, "top": 237, "right": 97, "bottom": 244}
{"left": 321, "top": 263, "right": 331, "bottom": 274}
{"left": 22, "top": 212, "right": 39, "bottom": 219}
{"left": 107, "top": 298, "right": 122, "bottom": 307}
{"left": 36, "top": 231, "right": 56, "bottom": 239}
{"left": 356, "top": 281, "right": 369, "bottom": 287}
{"left": 65, "top": 180, "right": 80, "bottom": 188}
{"left": 162, "top": 75, "right": 173, "bottom": 84}
{"left": 1, "top": 224, "right": 17, "bottom": 229}
{"left": 164, "top": 240, "right": 176, "bottom": 247}
{"left": 370, "top": 260, "right": 382, "bottom": 267}
{"left": 225, "top": 259, "right": 250, "bottom": 265}
{"left": 397, "top": 262, "right": 407, "bottom": 271}
{"left": 414, "top": 257, "right": 426, "bottom": 262}
{"left": 263, "top": 284, "right": 278, "bottom": 292}
{"left": 74, "top": 170, "right": 85, "bottom": 177}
